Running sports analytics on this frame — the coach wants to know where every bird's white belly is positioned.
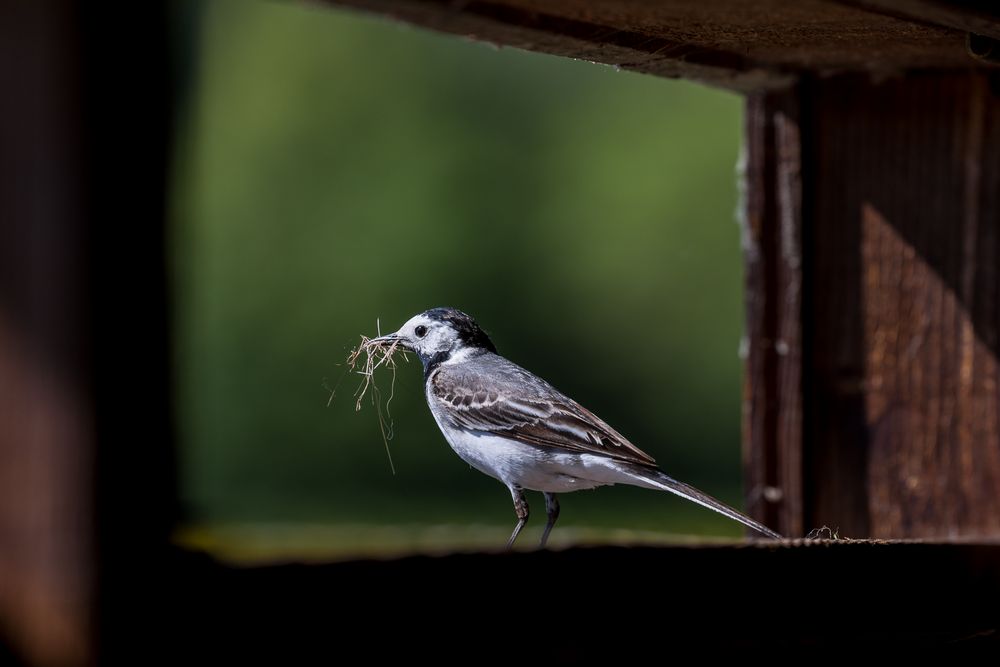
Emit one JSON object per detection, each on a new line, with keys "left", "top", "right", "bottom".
{"left": 431, "top": 415, "right": 633, "bottom": 493}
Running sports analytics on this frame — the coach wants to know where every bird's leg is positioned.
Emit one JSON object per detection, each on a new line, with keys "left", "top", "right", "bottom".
{"left": 505, "top": 486, "right": 529, "bottom": 550}
{"left": 540, "top": 492, "right": 560, "bottom": 549}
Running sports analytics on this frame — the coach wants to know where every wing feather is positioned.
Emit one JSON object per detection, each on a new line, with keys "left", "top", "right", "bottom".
{"left": 430, "top": 360, "right": 657, "bottom": 467}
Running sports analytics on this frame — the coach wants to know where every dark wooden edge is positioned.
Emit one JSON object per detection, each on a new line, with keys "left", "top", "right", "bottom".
{"left": 163, "top": 540, "right": 1000, "bottom": 656}
{"left": 742, "top": 89, "right": 805, "bottom": 537}
{"left": 315, "top": 0, "right": 795, "bottom": 91}
{"left": 836, "top": 0, "right": 1000, "bottom": 41}
{"left": 316, "top": 0, "right": 1000, "bottom": 91}
{"left": 0, "top": 1, "right": 176, "bottom": 660}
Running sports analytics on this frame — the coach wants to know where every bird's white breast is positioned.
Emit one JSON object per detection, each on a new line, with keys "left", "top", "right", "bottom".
{"left": 425, "top": 376, "right": 631, "bottom": 493}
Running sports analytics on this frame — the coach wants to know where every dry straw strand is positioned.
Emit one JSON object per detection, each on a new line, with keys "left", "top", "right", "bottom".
{"left": 345, "top": 328, "right": 410, "bottom": 474}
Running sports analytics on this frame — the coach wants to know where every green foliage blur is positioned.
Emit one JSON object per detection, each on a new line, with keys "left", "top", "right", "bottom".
{"left": 171, "top": 0, "right": 747, "bottom": 543}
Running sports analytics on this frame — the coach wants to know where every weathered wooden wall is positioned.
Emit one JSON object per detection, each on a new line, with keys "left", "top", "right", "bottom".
{"left": 745, "top": 72, "right": 1000, "bottom": 538}
{"left": 742, "top": 90, "right": 805, "bottom": 538}
{"left": 326, "top": 0, "right": 995, "bottom": 90}
{"left": 0, "top": 2, "right": 174, "bottom": 664}
{"left": 0, "top": 3, "right": 96, "bottom": 663}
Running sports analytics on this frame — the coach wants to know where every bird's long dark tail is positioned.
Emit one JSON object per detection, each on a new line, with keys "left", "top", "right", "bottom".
{"left": 624, "top": 466, "right": 782, "bottom": 539}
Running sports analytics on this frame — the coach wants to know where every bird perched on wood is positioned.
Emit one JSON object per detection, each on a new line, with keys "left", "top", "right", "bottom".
{"left": 369, "top": 307, "right": 782, "bottom": 547}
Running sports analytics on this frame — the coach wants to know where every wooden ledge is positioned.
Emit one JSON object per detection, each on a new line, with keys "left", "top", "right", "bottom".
{"left": 317, "top": 0, "right": 1000, "bottom": 90}
{"left": 159, "top": 540, "right": 1000, "bottom": 654}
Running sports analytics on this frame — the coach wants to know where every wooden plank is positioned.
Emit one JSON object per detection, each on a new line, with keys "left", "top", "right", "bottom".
{"left": 320, "top": 0, "right": 995, "bottom": 90}
{"left": 837, "top": 0, "right": 1000, "bottom": 41}
{"left": 745, "top": 72, "right": 1000, "bottom": 538}
{"left": 742, "top": 91, "right": 805, "bottom": 538}
{"left": 805, "top": 75, "right": 875, "bottom": 538}
{"left": 167, "top": 540, "right": 1000, "bottom": 655}
{"left": 0, "top": 2, "right": 174, "bottom": 664}
{"left": 807, "top": 72, "right": 1000, "bottom": 538}
{"left": 0, "top": 3, "right": 95, "bottom": 664}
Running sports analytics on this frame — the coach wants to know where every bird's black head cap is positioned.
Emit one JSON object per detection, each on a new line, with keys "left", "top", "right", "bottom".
{"left": 422, "top": 307, "right": 497, "bottom": 353}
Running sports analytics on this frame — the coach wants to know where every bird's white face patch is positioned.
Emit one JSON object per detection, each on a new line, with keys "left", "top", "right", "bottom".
{"left": 396, "top": 314, "right": 459, "bottom": 358}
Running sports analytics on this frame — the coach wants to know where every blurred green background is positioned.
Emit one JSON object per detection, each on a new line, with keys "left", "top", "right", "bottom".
{"left": 171, "top": 0, "right": 746, "bottom": 556}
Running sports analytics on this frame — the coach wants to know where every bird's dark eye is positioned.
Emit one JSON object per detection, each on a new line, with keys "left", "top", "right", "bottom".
{"left": 414, "top": 325, "right": 428, "bottom": 338}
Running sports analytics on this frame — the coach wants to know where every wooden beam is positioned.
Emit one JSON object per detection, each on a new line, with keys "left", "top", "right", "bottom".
{"left": 0, "top": 2, "right": 175, "bottom": 663}
{"left": 837, "top": 0, "right": 1000, "bottom": 41}
{"left": 167, "top": 540, "right": 1000, "bottom": 654}
{"left": 745, "top": 71, "right": 1000, "bottom": 538}
{"left": 742, "top": 91, "right": 806, "bottom": 538}
{"left": 0, "top": 3, "right": 96, "bottom": 663}
{"left": 321, "top": 0, "right": 995, "bottom": 90}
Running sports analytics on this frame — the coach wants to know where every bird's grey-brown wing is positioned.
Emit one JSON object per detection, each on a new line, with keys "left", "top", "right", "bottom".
{"left": 429, "top": 355, "right": 657, "bottom": 468}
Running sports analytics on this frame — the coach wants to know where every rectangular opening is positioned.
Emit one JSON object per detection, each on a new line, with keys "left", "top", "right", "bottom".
{"left": 170, "top": 0, "right": 750, "bottom": 561}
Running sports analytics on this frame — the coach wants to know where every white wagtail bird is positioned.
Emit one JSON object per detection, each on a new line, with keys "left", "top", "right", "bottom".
{"left": 370, "top": 307, "right": 782, "bottom": 547}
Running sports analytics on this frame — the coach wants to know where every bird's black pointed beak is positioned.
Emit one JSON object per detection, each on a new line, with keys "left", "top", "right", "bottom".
{"left": 369, "top": 332, "right": 411, "bottom": 351}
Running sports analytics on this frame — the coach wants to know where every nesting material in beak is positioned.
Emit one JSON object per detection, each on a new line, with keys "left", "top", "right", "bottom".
{"left": 345, "top": 328, "right": 411, "bottom": 474}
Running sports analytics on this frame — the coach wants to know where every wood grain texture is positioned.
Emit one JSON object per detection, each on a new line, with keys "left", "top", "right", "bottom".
{"left": 743, "top": 91, "right": 805, "bottom": 538}
{"left": 320, "top": 0, "right": 997, "bottom": 90}
{"left": 747, "top": 72, "right": 1000, "bottom": 539}
{"left": 808, "top": 72, "right": 1000, "bottom": 538}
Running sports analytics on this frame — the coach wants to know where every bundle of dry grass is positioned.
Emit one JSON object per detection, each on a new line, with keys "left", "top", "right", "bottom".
{"left": 346, "top": 333, "right": 408, "bottom": 412}
{"left": 341, "top": 327, "right": 410, "bottom": 473}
